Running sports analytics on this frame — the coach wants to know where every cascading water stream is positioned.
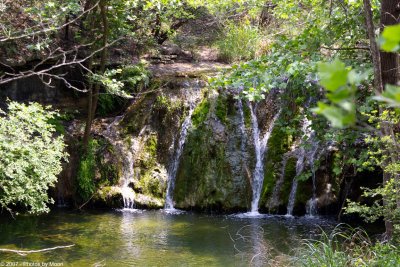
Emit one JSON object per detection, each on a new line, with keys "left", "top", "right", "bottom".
{"left": 286, "top": 147, "right": 305, "bottom": 216}
{"left": 306, "top": 137, "right": 320, "bottom": 216}
{"left": 285, "top": 113, "right": 317, "bottom": 216}
{"left": 249, "top": 102, "right": 281, "bottom": 214}
{"left": 120, "top": 146, "right": 136, "bottom": 209}
{"left": 164, "top": 102, "right": 196, "bottom": 210}
{"left": 104, "top": 116, "right": 137, "bottom": 209}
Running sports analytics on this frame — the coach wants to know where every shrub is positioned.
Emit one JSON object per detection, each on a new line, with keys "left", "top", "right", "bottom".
{"left": 77, "top": 140, "right": 98, "bottom": 201}
{"left": 0, "top": 102, "right": 68, "bottom": 214}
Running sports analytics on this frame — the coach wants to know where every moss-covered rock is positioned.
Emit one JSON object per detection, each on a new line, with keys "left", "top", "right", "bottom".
{"left": 94, "top": 186, "right": 123, "bottom": 208}
{"left": 192, "top": 98, "right": 210, "bottom": 127}
{"left": 93, "top": 186, "right": 164, "bottom": 209}
{"left": 259, "top": 125, "right": 294, "bottom": 212}
{"left": 173, "top": 90, "right": 252, "bottom": 211}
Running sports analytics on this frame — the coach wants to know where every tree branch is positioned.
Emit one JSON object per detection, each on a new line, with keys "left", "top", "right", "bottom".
{"left": 0, "top": 1, "right": 100, "bottom": 42}
{"left": 321, "top": 46, "right": 370, "bottom": 51}
{"left": 0, "top": 244, "right": 75, "bottom": 256}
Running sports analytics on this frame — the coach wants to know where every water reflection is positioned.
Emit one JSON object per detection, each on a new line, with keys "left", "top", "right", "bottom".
{"left": 0, "top": 210, "right": 335, "bottom": 266}
{"left": 229, "top": 221, "right": 270, "bottom": 266}
{"left": 120, "top": 210, "right": 140, "bottom": 259}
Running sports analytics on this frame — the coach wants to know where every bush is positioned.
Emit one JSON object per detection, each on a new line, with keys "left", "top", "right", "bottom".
{"left": 77, "top": 140, "right": 98, "bottom": 201}
{"left": 0, "top": 102, "right": 68, "bottom": 214}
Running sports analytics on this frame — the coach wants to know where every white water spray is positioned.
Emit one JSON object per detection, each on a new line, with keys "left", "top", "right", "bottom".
{"left": 164, "top": 103, "right": 196, "bottom": 210}
{"left": 306, "top": 138, "right": 320, "bottom": 216}
{"left": 249, "top": 102, "right": 281, "bottom": 214}
{"left": 286, "top": 114, "right": 320, "bottom": 216}
{"left": 104, "top": 116, "right": 137, "bottom": 209}
{"left": 286, "top": 147, "right": 305, "bottom": 216}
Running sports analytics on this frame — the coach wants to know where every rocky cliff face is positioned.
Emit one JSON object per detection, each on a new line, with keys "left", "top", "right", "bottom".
{"left": 0, "top": 68, "right": 87, "bottom": 113}
{"left": 57, "top": 65, "right": 345, "bottom": 214}
{"left": 173, "top": 90, "right": 253, "bottom": 211}
{"left": 4, "top": 62, "right": 376, "bottom": 215}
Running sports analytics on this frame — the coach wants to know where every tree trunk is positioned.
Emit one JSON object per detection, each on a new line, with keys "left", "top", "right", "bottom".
{"left": 380, "top": 0, "right": 400, "bottom": 241}
{"left": 82, "top": 0, "right": 109, "bottom": 152}
{"left": 363, "top": 0, "right": 383, "bottom": 93}
{"left": 363, "top": 0, "right": 400, "bottom": 241}
{"left": 380, "top": 0, "right": 400, "bottom": 86}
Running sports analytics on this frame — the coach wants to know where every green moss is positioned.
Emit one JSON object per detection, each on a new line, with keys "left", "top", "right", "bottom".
{"left": 260, "top": 124, "right": 294, "bottom": 207}
{"left": 95, "top": 186, "right": 122, "bottom": 207}
{"left": 141, "top": 134, "right": 158, "bottom": 168}
{"left": 77, "top": 140, "right": 99, "bottom": 201}
{"left": 121, "top": 95, "right": 152, "bottom": 135}
{"left": 173, "top": 124, "right": 237, "bottom": 210}
{"left": 155, "top": 94, "right": 183, "bottom": 114}
{"left": 139, "top": 171, "right": 164, "bottom": 198}
{"left": 242, "top": 101, "right": 252, "bottom": 128}
{"left": 215, "top": 95, "right": 228, "bottom": 124}
{"left": 95, "top": 142, "right": 121, "bottom": 187}
{"left": 99, "top": 163, "right": 119, "bottom": 187}
{"left": 280, "top": 157, "right": 297, "bottom": 205}
{"left": 146, "top": 134, "right": 158, "bottom": 157}
{"left": 191, "top": 99, "right": 210, "bottom": 127}
{"left": 135, "top": 134, "right": 167, "bottom": 198}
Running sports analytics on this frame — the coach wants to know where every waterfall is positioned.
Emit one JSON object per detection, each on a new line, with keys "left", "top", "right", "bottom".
{"left": 104, "top": 115, "right": 137, "bottom": 209}
{"left": 249, "top": 102, "right": 281, "bottom": 214}
{"left": 120, "top": 144, "right": 136, "bottom": 209}
{"left": 306, "top": 137, "right": 320, "bottom": 216}
{"left": 164, "top": 103, "right": 195, "bottom": 210}
{"left": 285, "top": 113, "right": 320, "bottom": 216}
{"left": 286, "top": 147, "right": 305, "bottom": 216}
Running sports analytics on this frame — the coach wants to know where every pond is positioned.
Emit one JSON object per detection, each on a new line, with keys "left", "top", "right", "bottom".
{"left": 0, "top": 209, "right": 335, "bottom": 266}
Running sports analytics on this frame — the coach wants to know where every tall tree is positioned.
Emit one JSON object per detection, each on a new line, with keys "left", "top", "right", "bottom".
{"left": 82, "top": 0, "right": 109, "bottom": 151}
{"left": 363, "top": 0, "right": 400, "bottom": 240}
{"left": 379, "top": 0, "right": 399, "bottom": 240}
{"left": 380, "top": 0, "right": 400, "bottom": 86}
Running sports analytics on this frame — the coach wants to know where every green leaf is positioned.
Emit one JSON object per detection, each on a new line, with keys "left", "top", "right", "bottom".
{"left": 347, "top": 69, "right": 370, "bottom": 85}
{"left": 318, "top": 59, "right": 349, "bottom": 91}
{"left": 373, "top": 84, "right": 400, "bottom": 107}
{"left": 327, "top": 87, "right": 352, "bottom": 103}
{"left": 379, "top": 24, "right": 400, "bottom": 52}
{"left": 312, "top": 102, "right": 355, "bottom": 128}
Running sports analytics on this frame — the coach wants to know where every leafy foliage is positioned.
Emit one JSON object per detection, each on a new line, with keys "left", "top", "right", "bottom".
{"left": 0, "top": 102, "right": 68, "bottom": 214}
{"left": 313, "top": 22, "right": 400, "bottom": 240}
{"left": 96, "top": 62, "right": 151, "bottom": 115}
{"left": 379, "top": 24, "right": 400, "bottom": 52}
{"left": 77, "top": 139, "right": 99, "bottom": 201}
{"left": 313, "top": 59, "right": 370, "bottom": 128}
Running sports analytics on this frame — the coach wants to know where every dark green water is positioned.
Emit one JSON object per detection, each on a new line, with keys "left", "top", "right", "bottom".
{"left": 0, "top": 210, "right": 334, "bottom": 266}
